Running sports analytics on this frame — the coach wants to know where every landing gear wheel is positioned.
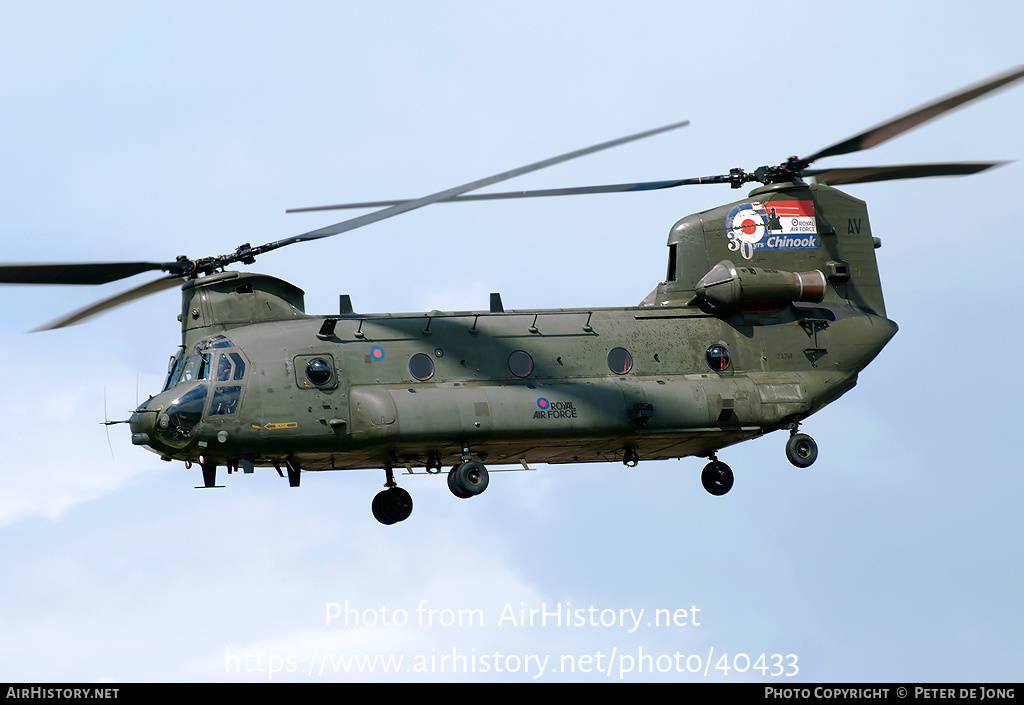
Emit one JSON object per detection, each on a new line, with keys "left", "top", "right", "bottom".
{"left": 786, "top": 433, "right": 818, "bottom": 468}
{"left": 701, "top": 460, "right": 734, "bottom": 496}
{"left": 371, "top": 487, "right": 413, "bottom": 525}
{"left": 448, "top": 460, "right": 489, "bottom": 499}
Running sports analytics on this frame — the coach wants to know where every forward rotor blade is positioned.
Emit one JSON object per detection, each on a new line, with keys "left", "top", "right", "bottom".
{"left": 0, "top": 261, "right": 176, "bottom": 286}
{"left": 804, "top": 161, "right": 1010, "bottom": 186}
{"left": 31, "top": 275, "right": 182, "bottom": 331}
{"left": 273, "top": 120, "right": 689, "bottom": 244}
{"left": 802, "top": 66, "right": 1024, "bottom": 165}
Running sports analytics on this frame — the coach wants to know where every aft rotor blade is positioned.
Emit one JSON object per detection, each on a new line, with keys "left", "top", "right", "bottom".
{"left": 804, "top": 161, "right": 1010, "bottom": 186}
{"left": 802, "top": 66, "right": 1024, "bottom": 165}
{"left": 271, "top": 119, "right": 689, "bottom": 245}
{"left": 285, "top": 176, "right": 725, "bottom": 212}
{"left": 0, "top": 261, "right": 178, "bottom": 286}
{"left": 31, "top": 275, "right": 182, "bottom": 331}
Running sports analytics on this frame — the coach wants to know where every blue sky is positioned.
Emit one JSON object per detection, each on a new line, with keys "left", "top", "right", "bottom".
{"left": 1, "top": 1, "right": 1022, "bottom": 682}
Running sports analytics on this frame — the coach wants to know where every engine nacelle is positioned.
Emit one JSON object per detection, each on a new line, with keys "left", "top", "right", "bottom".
{"left": 695, "top": 260, "right": 826, "bottom": 314}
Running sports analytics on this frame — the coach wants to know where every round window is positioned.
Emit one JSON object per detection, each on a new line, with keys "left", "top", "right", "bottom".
{"left": 306, "top": 358, "right": 333, "bottom": 385}
{"left": 508, "top": 350, "right": 534, "bottom": 378}
{"left": 607, "top": 347, "right": 632, "bottom": 375}
{"left": 409, "top": 353, "right": 434, "bottom": 381}
{"left": 706, "top": 344, "right": 730, "bottom": 371}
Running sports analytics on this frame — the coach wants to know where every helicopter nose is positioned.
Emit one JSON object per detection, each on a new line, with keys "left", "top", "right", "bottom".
{"left": 129, "top": 403, "right": 158, "bottom": 445}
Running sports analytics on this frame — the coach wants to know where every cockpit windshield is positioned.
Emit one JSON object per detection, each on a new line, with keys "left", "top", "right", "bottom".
{"left": 163, "top": 350, "right": 185, "bottom": 392}
{"left": 178, "top": 353, "right": 210, "bottom": 384}
{"left": 149, "top": 336, "right": 249, "bottom": 446}
{"left": 162, "top": 336, "right": 239, "bottom": 391}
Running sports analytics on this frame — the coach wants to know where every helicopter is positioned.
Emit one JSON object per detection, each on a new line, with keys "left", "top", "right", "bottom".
{"left": 3, "top": 67, "right": 1022, "bottom": 525}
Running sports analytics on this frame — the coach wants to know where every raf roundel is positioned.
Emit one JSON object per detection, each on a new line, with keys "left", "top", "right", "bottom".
{"left": 370, "top": 345, "right": 385, "bottom": 361}
{"left": 536, "top": 398, "right": 550, "bottom": 410}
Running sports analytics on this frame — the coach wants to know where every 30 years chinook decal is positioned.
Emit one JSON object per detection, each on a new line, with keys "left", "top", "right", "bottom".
{"left": 726, "top": 200, "right": 817, "bottom": 259}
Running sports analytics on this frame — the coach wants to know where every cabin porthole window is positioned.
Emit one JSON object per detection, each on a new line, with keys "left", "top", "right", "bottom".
{"left": 706, "top": 344, "right": 730, "bottom": 371}
{"left": 508, "top": 350, "right": 534, "bottom": 378}
{"left": 409, "top": 353, "right": 434, "bottom": 381}
{"left": 607, "top": 347, "right": 633, "bottom": 375}
{"left": 306, "top": 358, "right": 333, "bottom": 386}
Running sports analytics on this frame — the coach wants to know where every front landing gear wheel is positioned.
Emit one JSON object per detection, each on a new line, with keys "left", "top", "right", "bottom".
{"left": 372, "top": 487, "right": 413, "bottom": 525}
{"left": 786, "top": 433, "right": 818, "bottom": 468}
{"left": 448, "top": 460, "right": 489, "bottom": 498}
{"left": 701, "top": 461, "right": 734, "bottom": 496}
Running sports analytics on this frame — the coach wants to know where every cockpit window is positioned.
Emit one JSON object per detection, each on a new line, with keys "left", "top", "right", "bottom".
{"left": 216, "top": 352, "right": 247, "bottom": 382}
{"left": 164, "top": 339, "right": 244, "bottom": 391}
{"left": 229, "top": 352, "right": 246, "bottom": 380}
{"left": 163, "top": 351, "right": 185, "bottom": 392}
{"left": 216, "top": 354, "right": 232, "bottom": 382}
{"left": 200, "top": 335, "right": 236, "bottom": 350}
{"left": 209, "top": 386, "right": 242, "bottom": 416}
{"left": 178, "top": 353, "right": 211, "bottom": 384}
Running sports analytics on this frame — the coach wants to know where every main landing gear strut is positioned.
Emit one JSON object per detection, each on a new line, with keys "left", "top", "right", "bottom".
{"left": 371, "top": 464, "right": 413, "bottom": 526}
{"left": 700, "top": 429, "right": 819, "bottom": 496}
{"left": 448, "top": 460, "right": 489, "bottom": 498}
{"left": 701, "top": 454, "right": 734, "bottom": 496}
{"left": 370, "top": 445, "right": 491, "bottom": 525}
{"left": 448, "top": 442, "right": 489, "bottom": 499}
{"left": 785, "top": 430, "right": 818, "bottom": 468}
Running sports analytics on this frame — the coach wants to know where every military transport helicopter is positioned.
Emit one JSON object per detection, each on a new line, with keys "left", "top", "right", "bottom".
{"left": 3, "top": 67, "right": 1022, "bottom": 525}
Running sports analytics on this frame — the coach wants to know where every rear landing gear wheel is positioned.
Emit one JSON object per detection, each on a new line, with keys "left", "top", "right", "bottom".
{"left": 372, "top": 487, "right": 413, "bottom": 525}
{"left": 701, "top": 460, "right": 734, "bottom": 496}
{"left": 786, "top": 433, "right": 818, "bottom": 468}
{"left": 448, "top": 460, "right": 489, "bottom": 498}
